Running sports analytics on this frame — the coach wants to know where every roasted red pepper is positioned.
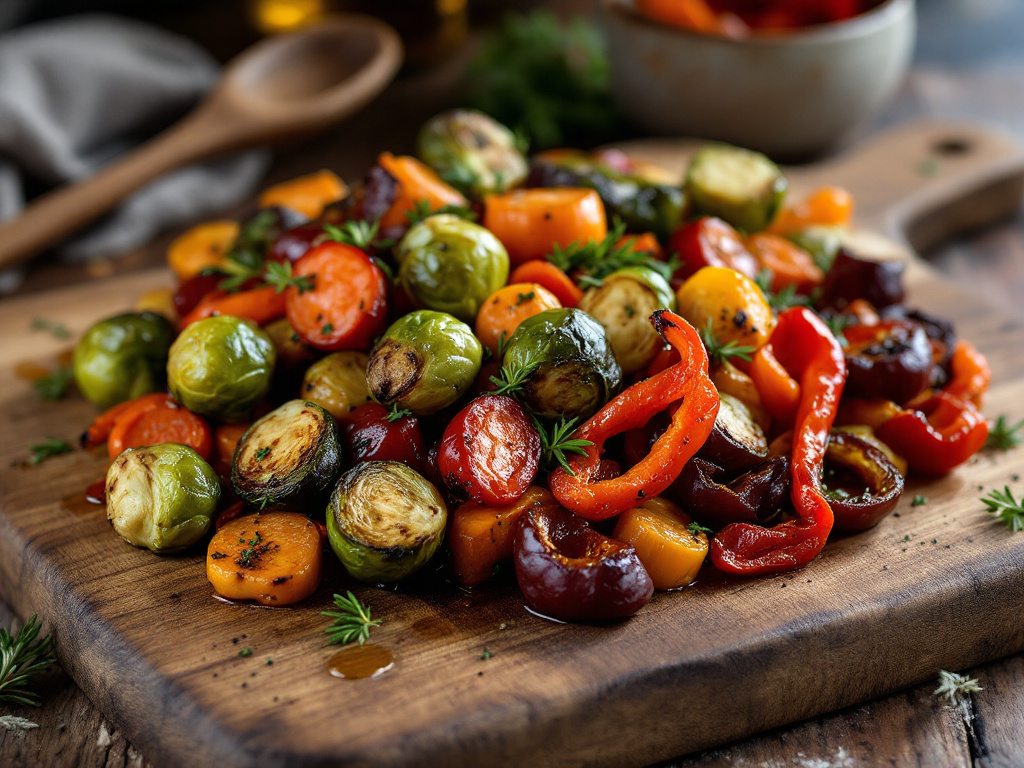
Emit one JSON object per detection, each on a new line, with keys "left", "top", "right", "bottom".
{"left": 942, "top": 340, "right": 990, "bottom": 408}
{"left": 711, "top": 307, "right": 847, "bottom": 575}
{"left": 875, "top": 391, "right": 988, "bottom": 475}
{"left": 549, "top": 310, "right": 719, "bottom": 520}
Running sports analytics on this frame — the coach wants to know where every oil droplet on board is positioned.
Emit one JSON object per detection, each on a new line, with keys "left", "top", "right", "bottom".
{"left": 62, "top": 478, "right": 106, "bottom": 516}
{"left": 327, "top": 644, "right": 393, "bottom": 680}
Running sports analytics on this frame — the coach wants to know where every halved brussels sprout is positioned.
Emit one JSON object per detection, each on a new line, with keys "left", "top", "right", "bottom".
{"left": 686, "top": 144, "right": 788, "bottom": 233}
{"left": 232, "top": 400, "right": 342, "bottom": 512}
{"left": 577, "top": 266, "right": 675, "bottom": 375}
{"left": 106, "top": 443, "right": 220, "bottom": 553}
{"left": 366, "top": 310, "right": 482, "bottom": 415}
{"left": 301, "top": 351, "right": 371, "bottom": 419}
{"left": 167, "top": 316, "right": 276, "bottom": 422}
{"left": 501, "top": 308, "right": 621, "bottom": 421}
{"left": 326, "top": 461, "right": 447, "bottom": 583}
{"left": 416, "top": 109, "right": 528, "bottom": 197}
{"left": 397, "top": 214, "right": 509, "bottom": 323}
{"left": 73, "top": 312, "right": 175, "bottom": 410}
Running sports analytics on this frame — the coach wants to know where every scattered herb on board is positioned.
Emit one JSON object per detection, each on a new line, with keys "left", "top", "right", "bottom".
{"left": 0, "top": 615, "right": 55, "bottom": 707}
{"left": 30, "top": 318, "right": 71, "bottom": 340}
{"left": 911, "top": 495, "right": 928, "bottom": 507}
{"left": 238, "top": 648, "right": 253, "bottom": 658}
{"left": 981, "top": 486, "right": 1024, "bottom": 532}
{"left": 33, "top": 368, "right": 73, "bottom": 401}
{"left": 480, "top": 647, "right": 494, "bottom": 661}
{"left": 985, "top": 415, "right": 1024, "bottom": 451}
{"left": 533, "top": 415, "right": 594, "bottom": 477}
{"left": 322, "top": 591, "right": 381, "bottom": 646}
{"left": 700, "top": 320, "right": 756, "bottom": 366}
{"left": 462, "top": 11, "right": 624, "bottom": 149}
{"left": 933, "top": 669, "right": 982, "bottom": 708}
{"left": 28, "top": 437, "right": 71, "bottom": 465}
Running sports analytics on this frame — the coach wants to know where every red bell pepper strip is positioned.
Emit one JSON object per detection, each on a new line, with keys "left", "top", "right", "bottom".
{"left": 549, "top": 310, "right": 719, "bottom": 520}
{"left": 711, "top": 307, "right": 847, "bottom": 575}
{"left": 943, "top": 340, "right": 990, "bottom": 408}
{"left": 876, "top": 391, "right": 988, "bottom": 475}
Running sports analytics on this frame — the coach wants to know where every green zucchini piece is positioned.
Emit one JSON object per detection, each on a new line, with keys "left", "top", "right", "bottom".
{"left": 232, "top": 400, "right": 342, "bottom": 512}
{"left": 685, "top": 144, "right": 788, "bottom": 233}
{"left": 326, "top": 461, "right": 447, "bottom": 583}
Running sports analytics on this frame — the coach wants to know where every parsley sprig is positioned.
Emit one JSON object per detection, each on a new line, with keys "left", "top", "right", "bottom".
{"left": 699, "top": 320, "right": 756, "bottom": 366}
{"left": 386, "top": 404, "right": 412, "bottom": 423}
{"left": 28, "top": 437, "right": 71, "bottom": 465}
{"left": 322, "top": 591, "right": 381, "bottom": 646}
{"left": 547, "top": 220, "right": 677, "bottom": 289}
{"left": 323, "top": 221, "right": 393, "bottom": 252}
{"left": 0, "top": 615, "right": 55, "bottom": 707}
{"left": 981, "top": 486, "right": 1024, "bottom": 531}
{"left": 263, "top": 260, "right": 314, "bottom": 294}
{"left": 533, "top": 415, "right": 594, "bottom": 476}
{"left": 986, "top": 415, "right": 1024, "bottom": 451}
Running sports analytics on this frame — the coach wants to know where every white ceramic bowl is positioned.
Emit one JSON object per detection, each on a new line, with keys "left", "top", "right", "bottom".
{"left": 601, "top": 0, "right": 916, "bottom": 158}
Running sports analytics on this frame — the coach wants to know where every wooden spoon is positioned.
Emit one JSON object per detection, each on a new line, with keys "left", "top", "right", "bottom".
{"left": 0, "top": 14, "right": 402, "bottom": 273}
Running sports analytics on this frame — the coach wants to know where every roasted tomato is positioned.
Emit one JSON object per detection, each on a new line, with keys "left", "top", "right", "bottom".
{"left": 341, "top": 403, "right": 426, "bottom": 473}
{"left": 668, "top": 217, "right": 759, "bottom": 289}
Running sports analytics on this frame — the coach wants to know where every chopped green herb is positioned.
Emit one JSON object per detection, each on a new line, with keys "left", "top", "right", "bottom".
{"left": 624, "top": 305, "right": 636, "bottom": 318}
{"left": 30, "top": 318, "right": 71, "bottom": 340}
{"left": 386, "top": 404, "right": 413, "bottom": 423}
{"left": 28, "top": 437, "right": 70, "bottom": 465}
{"left": 699, "top": 320, "right": 756, "bottom": 366}
{"left": 687, "top": 522, "right": 713, "bottom": 535}
{"left": 323, "top": 221, "right": 394, "bottom": 252}
{"left": 981, "top": 486, "right": 1024, "bottom": 532}
{"left": 321, "top": 323, "right": 335, "bottom": 336}
{"left": 264, "top": 260, "right": 314, "bottom": 294}
{"left": 548, "top": 220, "right": 676, "bottom": 289}
{"left": 33, "top": 367, "right": 73, "bottom": 401}
{"left": 533, "top": 415, "right": 594, "bottom": 477}
{"left": 322, "top": 591, "right": 381, "bottom": 646}
{"left": 911, "top": 495, "right": 928, "bottom": 507}
{"left": 237, "top": 531, "right": 270, "bottom": 567}
{"left": 254, "top": 447, "right": 271, "bottom": 461}
{"left": 985, "top": 415, "right": 1024, "bottom": 451}
{"left": 480, "top": 647, "right": 494, "bottom": 661}
{"left": 515, "top": 291, "right": 536, "bottom": 306}
{"left": 490, "top": 358, "right": 540, "bottom": 398}
{"left": 405, "top": 200, "right": 478, "bottom": 227}
{"left": 238, "top": 648, "right": 253, "bottom": 658}
{"left": 754, "top": 270, "right": 811, "bottom": 312}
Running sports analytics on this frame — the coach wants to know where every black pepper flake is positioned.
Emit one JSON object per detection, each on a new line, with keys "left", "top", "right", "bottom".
{"left": 211, "top": 552, "right": 227, "bottom": 560}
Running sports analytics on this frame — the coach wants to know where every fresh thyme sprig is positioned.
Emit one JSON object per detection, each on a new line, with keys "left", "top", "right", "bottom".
{"left": 981, "top": 486, "right": 1024, "bottom": 531}
{"left": 28, "top": 437, "right": 71, "bottom": 465}
{"left": 699, "top": 320, "right": 756, "bottom": 366}
{"left": 263, "top": 260, "right": 314, "bottom": 294}
{"left": 322, "top": 591, "right": 381, "bottom": 646}
{"left": 323, "top": 221, "right": 394, "bottom": 252}
{"left": 489, "top": 358, "right": 540, "bottom": 397}
{"left": 533, "top": 415, "right": 594, "bottom": 476}
{"left": 405, "top": 200, "right": 478, "bottom": 228}
{"left": 985, "top": 415, "right": 1024, "bottom": 451}
{"left": 547, "top": 220, "right": 677, "bottom": 288}
{"left": 33, "top": 368, "right": 73, "bottom": 401}
{"left": 0, "top": 615, "right": 55, "bottom": 707}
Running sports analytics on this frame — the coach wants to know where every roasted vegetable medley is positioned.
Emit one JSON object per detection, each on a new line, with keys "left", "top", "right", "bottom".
{"left": 75, "top": 109, "right": 992, "bottom": 623}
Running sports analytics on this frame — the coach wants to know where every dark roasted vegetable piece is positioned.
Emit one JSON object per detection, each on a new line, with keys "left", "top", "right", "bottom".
{"left": 669, "top": 456, "right": 790, "bottom": 529}
{"left": 326, "top": 461, "right": 448, "bottom": 583}
{"left": 822, "top": 431, "right": 904, "bottom": 533}
{"left": 526, "top": 150, "right": 686, "bottom": 240}
{"left": 685, "top": 144, "right": 788, "bottom": 233}
{"left": 697, "top": 393, "right": 769, "bottom": 474}
{"left": 816, "top": 248, "right": 905, "bottom": 311}
{"left": 342, "top": 403, "right": 426, "bottom": 472}
{"left": 843, "top": 320, "right": 933, "bottom": 405}
{"left": 231, "top": 400, "right": 342, "bottom": 512}
{"left": 879, "top": 306, "right": 957, "bottom": 390}
{"left": 513, "top": 503, "right": 653, "bottom": 622}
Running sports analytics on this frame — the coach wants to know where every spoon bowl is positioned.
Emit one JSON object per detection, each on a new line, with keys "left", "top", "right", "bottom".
{"left": 0, "top": 14, "right": 403, "bottom": 273}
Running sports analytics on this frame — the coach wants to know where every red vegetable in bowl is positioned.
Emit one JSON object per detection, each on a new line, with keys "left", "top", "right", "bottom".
{"left": 513, "top": 504, "right": 653, "bottom": 623}
{"left": 438, "top": 395, "right": 541, "bottom": 505}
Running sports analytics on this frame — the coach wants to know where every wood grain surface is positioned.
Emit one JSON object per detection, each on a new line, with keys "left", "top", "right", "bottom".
{"left": 2, "top": 122, "right": 1024, "bottom": 767}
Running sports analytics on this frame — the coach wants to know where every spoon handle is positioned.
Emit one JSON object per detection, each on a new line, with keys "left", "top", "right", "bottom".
{"left": 0, "top": 102, "right": 241, "bottom": 274}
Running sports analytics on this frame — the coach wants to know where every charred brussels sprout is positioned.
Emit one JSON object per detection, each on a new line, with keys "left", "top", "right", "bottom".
{"left": 301, "top": 351, "right": 371, "bottom": 419}
{"left": 397, "top": 214, "right": 509, "bottom": 322}
{"left": 416, "top": 109, "right": 528, "bottom": 197}
{"left": 367, "top": 310, "right": 482, "bottom": 415}
{"left": 501, "top": 308, "right": 621, "bottom": 420}
{"left": 232, "top": 400, "right": 342, "bottom": 511}
{"left": 327, "top": 461, "right": 447, "bottom": 583}
{"left": 73, "top": 312, "right": 174, "bottom": 410}
{"left": 526, "top": 150, "right": 686, "bottom": 240}
{"left": 577, "top": 266, "right": 675, "bottom": 374}
{"left": 167, "top": 316, "right": 275, "bottom": 422}
{"left": 106, "top": 443, "right": 220, "bottom": 553}
{"left": 685, "top": 144, "right": 787, "bottom": 233}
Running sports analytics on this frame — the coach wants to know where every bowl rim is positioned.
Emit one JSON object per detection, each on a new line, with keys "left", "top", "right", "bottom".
{"left": 601, "top": 0, "right": 915, "bottom": 46}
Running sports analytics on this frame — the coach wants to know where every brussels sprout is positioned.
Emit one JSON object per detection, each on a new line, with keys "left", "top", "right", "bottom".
{"left": 301, "top": 351, "right": 371, "bottom": 419}
{"left": 106, "top": 443, "right": 220, "bottom": 553}
{"left": 416, "top": 109, "right": 528, "bottom": 197}
{"left": 367, "top": 310, "right": 482, "bottom": 415}
{"left": 326, "top": 461, "right": 447, "bottom": 583}
{"left": 73, "top": 312, "right": 174, "bottom": 410}
{"left": 396, "top": 214, "right": 509, "bottom": 322}
{"left": 232, "top": 400, "right": 342, "bottom": 511}
{"left": 786, "top": 226, "right": 846, "bottom": 273}
{"left": 526, "top": 150, "right": 686, "bottom": 240}
{"left": 167, "top": 316, "right": 276, "bottom": 422}
{"left": 577, "top": 266, "right": 675, "bottom": 375}
{"left": 686, "top": 144, "right": 788, "bottom": 233}
{"left": 501, "top": 308, "right": 621, "bottom": 420}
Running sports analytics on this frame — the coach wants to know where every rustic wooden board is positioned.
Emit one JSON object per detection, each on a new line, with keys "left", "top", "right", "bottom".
{"left": 3, "top": 121, "right": 1024, "bottom": 768}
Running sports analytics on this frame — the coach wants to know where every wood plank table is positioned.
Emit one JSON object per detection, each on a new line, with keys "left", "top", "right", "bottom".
{"left": 3, "top": 1, "right": 1024, "bottom": 766}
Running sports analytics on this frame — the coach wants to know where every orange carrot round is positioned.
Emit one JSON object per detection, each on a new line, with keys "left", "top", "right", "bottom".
{"left": 207, "top": 513, "right": 323, "bottom": 606}
{"left": 258, "top": 170, "right": 347, "bottom": 219}
{"left": 474, "top": 283, "right": 562, "bottom": 356}
{"left": 507, "top": 260, "right": 584, "bottom": 308}
{"left": 107, "top": 394, "right": 212, "bottom": 461}
{"left": 83, "top": 399, "right": 137, "bottom": 448}
{"left": 179, "top": 286, "right": 288, "bottom": 329}
{"left": 167, "top": 220, "right": 239, "bottom": 282}
{"left": 377, "top": 153, "right": 467, "bottom": 230}
{"left": 769, "top": 186, "right": 854, "bottom": 235}
{"left": 483, "top": 188, "right": 607, "bottom": 265}
{"left": 746, "top": 233, "right": 824, "bottom": 295}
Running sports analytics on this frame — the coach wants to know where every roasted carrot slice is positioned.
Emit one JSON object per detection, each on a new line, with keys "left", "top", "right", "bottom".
{"left": 769, "top": 186, "right": 854, "bottom": 235}
{"left": 449, "top": 486, "right": 555, "bottom": 586}
{"left": 107, "top": 394, "right": 212, "bottom": 461}
{"left": 214, "top": 422, "right": 251, "bottom": 473}
{"left": 474, "top": 283, "right": 562, "bottom": 356}
{"left": 179, "top": 285, "right": 288, "bottom": 329}
{"left": 167, "top": 220, "right": 239, "bottom": 282}
{"left": 286, "top": 241, "right": 388, "bottom": 351}
{"left": 507, "top": 260, "right": 584, "bottom": 308}
{"left": 746, "top": 233, "right": 824, "bottom": 295}
{"left": 377, "top": 153, "right": 467, "bottom": 230}
{"left": 484, "top": 188, "right": 607, "bottom": 265}
{"left": 207, "top": 513, "right": 323, "bottom": 605}
{"left": 258, "top": 170, "right": 347, "bottom": 219}
{"left": 83, "top": 399, "right": 137, "bottom": 448}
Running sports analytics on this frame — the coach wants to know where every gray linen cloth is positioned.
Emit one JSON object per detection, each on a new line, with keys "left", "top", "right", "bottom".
{"left": 0, "top": 14, "right": 270, "bottom": 292}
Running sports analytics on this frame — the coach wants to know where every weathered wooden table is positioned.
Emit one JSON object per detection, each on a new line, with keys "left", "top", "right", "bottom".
{"left": 3, "top": 1, "right": 1024, "bottom": 765}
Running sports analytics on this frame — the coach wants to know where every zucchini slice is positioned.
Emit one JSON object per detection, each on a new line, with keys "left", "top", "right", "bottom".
{"left": 327, "top": 461, "right": 448, "bottom": 583}
{"left": 686, "top": 144, "right": 788, "bottom": 233}
{"left": 232, "top": 399, "right": 342, "bottom": 512}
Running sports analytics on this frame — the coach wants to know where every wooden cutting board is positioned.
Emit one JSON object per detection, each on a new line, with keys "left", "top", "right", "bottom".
{"left": 3, "top": 121, "right": 1024, "bottom": 768}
